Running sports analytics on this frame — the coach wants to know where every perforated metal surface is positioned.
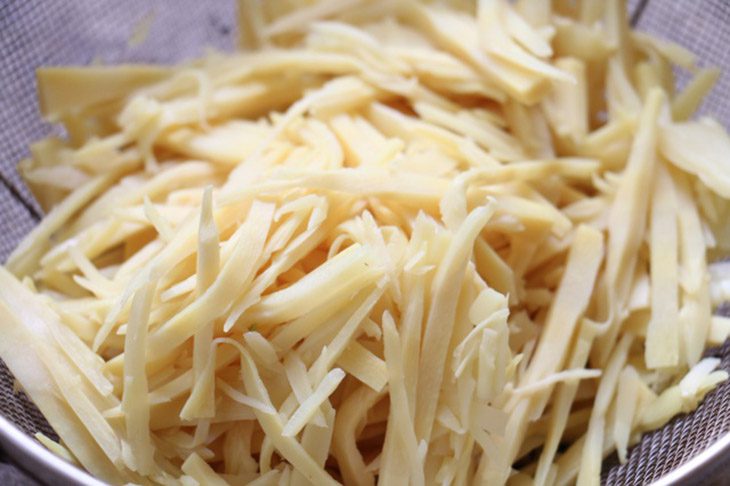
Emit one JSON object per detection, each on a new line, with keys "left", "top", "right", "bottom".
{"left": 603, "top": 338, "right": 730, "bottom": 485}
{"left": 0, "top": 1, "right": 729, "bottom": 485}
{"left": 596, "top": 1, "right": 730, "bottom": 481}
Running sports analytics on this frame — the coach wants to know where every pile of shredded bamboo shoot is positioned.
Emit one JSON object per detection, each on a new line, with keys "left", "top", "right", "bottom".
{"left": 3, "top": 1, "right": 730, "bottom": 485}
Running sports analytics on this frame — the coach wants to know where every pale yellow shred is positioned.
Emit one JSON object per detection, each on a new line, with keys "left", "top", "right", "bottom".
{"left": 672, "top": 68, "right": 721, "bottom": 121}
{"left": 281, "top": 368, "right": 345, "bottom": 437}
{"left": 333, "top": 385, "right": 383, "bottom": 486}
{"left": 36, "top": 66, "right": 169, "bottom": 121}
{"left": 7, "top": 169, "right": 131, "bottom": 278}
{"left": 335, "top": 341, "right": 388, "bottom": 392}
{"left": 180, "top": 187, "right": 220, "bottom": 421}
{"left": 147, "top": 200, "right": 275, "bottom": 357}
{"left": 542, "top": 57, "right": 588, "bottom": 142}
{"left": 613, "top": 365, "right": 640, "bottom": 463}
{"left": 143, "top": 196, "right": 174, "bottom": 242}
{"left": 523, "top": 225, "right": 604, "bottom": 396}
{"left": 641, "top": 358, "right": 729, "bottom": 431}
{"left": 510, "top": 368, "right": 602, "bottom": 396}
{"left": 577, "top": 333, "right": 633, "bottom": 486}
{"left": 284, "top": 351, "right": 327, "bottom": 427}
{"left": 594, "top": 89, "right": 664, "bottom": 367}
{"left": 121, "top": 280, "right": 156, "bottom": 474}
{"left": 645, "top": 164, "right": 680, "bottom": 369}
{"left": 35, "top": 432, "right": 80, "bottom": 466}
{"left": 381, "top": 311, "right": 424, "bottom": 486}
{"left": 534, "top": 322, "right": 598, "bottom": 486}
{"left": 477, "top": 0, "right": 573, "bottom": 83}
{"left": 1, "top": 2, "right": 729, "bottom": 485}
{"left": 709, "top": 315, "right": 730, "bottom": 346}
{"left": 661, "top": 118, "right": 730, "bottom": 199}
{"left": 415, "top": 204, "right": 495, "bottom": 442}
{"left": 181, "top": 452, "right": 228, "bottom": 486}
{"left": 0, "top": 270, "right": 126, "bottom": 483}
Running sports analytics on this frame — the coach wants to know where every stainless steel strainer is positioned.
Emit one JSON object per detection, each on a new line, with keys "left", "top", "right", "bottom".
{"left": 1, "top": 1, "right": 729, "bottom": 484}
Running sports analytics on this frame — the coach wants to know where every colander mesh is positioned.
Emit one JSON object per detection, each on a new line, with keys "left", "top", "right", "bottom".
{"left": 1, "top": 1, "right": 729, "bottom": 484}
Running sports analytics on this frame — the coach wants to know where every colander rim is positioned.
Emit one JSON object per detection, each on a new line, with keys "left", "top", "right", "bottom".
{"left": 0, "top": 414, "right": 101, "bottom": 486}
{"left": 2, "top": 407, "right": 729, "bottom": 485}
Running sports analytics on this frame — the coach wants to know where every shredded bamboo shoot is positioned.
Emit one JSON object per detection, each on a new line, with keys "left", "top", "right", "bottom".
{"left": 0, "top": 1, "right": 729, "bottom": 485}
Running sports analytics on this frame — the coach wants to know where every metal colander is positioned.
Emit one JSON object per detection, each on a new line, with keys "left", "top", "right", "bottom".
{"left": 1, "top": 1, "right": 729, "bottom": 484}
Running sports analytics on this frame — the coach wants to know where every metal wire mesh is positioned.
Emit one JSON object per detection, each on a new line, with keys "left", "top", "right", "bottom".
{"left": 0, "top": 1, "right": 729, "bottom": 484}
{"left": 602, "top": 338, "right": 730, "bottom": 485}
